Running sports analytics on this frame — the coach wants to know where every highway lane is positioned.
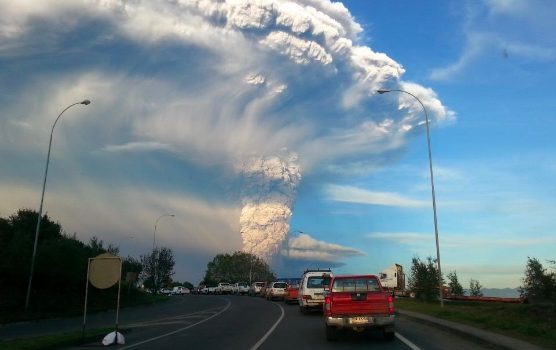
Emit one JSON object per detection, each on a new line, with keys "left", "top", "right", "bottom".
{"left": 260, "top": 300, "right": 409, "bottom": 350}
{"left": 62, "top": 295, "right": 495, "bottom": 349}
{"left": 264, "top": 300, "right": 495, "bottom": 350}
{"left": 114, "top": 295, "right": 281, "bottom": 349}
{"left": 70, "top": 295, "right": 410, "bottom": 349}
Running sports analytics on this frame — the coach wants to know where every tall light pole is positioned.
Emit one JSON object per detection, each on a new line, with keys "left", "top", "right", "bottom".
{"left": 25, "top": 99, "right": 91, "bottom": 311}
{"left": 377, "top": 88, "right": 444, "bottom": 307}
{"left": 247, "top": 239, "right": 265, "bottom": 286}
{"left": 152, "top": 214, "right": 175, "bottom": 293}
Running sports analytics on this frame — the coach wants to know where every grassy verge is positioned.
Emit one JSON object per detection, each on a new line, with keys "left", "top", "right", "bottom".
{"left": 395, "top": 298, "right": 555, "bottom": 349}
{"left": 0, "top": 327, "right": 121, "bottom": 350}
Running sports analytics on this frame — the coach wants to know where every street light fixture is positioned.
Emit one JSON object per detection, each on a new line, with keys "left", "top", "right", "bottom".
{"left": 153, "top": 214, "right": 175, "bottom": 251}
{"left": 377, "top": 88, "right": 444, "bottom": 307}
{"left": 25, "top": 99, "right": 91, "bottom": 311}
{"left": 152, "top": 214, "right": 175, "bottom": 293}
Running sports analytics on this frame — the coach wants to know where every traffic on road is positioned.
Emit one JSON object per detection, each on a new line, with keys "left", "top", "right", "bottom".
{"left": 58, "top": 290, "right": 493, "bottom": 350}
{"left": 0, "top": 268, "right": 497, "bottom": 350}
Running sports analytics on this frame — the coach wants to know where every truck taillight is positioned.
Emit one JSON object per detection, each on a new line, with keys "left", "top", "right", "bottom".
{"left": 302, "top": 294, "right": 312, "bottom": 300}
{"left": 324, "top": 295, "right": 331, "bottom": 315}
{"left": 388, "top": 295, "right": 395, "bottom": 315}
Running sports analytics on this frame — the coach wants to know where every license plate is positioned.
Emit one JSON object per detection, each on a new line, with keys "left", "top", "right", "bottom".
{"left": 350, "top": 317, "right": 371, "bottom": 324}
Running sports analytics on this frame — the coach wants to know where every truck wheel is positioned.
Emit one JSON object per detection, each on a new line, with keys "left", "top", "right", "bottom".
{"left": 383, "top": 329, "right": 395, "bottom": 341}
{"left": 299, "top": 306, "right": 307, "bottom": 314}
{"left": 325, "top": 325, "right": 338, "bottom": 341}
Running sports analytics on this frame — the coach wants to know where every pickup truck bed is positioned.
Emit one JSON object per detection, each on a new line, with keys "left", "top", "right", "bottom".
{"left": 324, "top": 275, "right": 395, "bottom": 341}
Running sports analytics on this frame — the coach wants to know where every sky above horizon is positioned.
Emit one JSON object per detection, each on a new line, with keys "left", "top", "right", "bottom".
{"left": 1, "top": 0, "right": 554, "bottom": 289}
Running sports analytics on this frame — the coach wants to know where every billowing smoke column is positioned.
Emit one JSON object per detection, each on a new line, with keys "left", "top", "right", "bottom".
{"left": 239, "top": 152, "right": 301, "bottom": 260}
{"left": 0, "top": 0, "right": 454, "bottom": 270}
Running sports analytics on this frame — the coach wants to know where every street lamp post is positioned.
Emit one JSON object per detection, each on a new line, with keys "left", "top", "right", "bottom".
{"left": 25, "top": 99, "right": 91, "bottom": 311}
{"left": 152, "top": 214, "right": 175, "bottom": 293}
{"left": 377, "top": 88, "right": 444, "bottom": 307}
{"left": 248, "top": 245, "right": 258, "bottom": 286}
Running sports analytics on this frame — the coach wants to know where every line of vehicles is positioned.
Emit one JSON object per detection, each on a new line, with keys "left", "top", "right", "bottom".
{"left": 155, "top": 286, "right": 191, "bottom": 295}
{"left": 192, "top": 266, "right": 399, "bottom": 342}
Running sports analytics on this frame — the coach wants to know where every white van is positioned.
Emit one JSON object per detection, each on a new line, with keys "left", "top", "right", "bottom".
{"left": 298, "top": 269, "right": 333, "bottom": 313}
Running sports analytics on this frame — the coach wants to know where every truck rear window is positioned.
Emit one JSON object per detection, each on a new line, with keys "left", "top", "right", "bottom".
{"left": 307, "top": 276, "right": 331, "bottom": 288}
{"left": 332, "top": 278, "right": 380, "bottom": 292}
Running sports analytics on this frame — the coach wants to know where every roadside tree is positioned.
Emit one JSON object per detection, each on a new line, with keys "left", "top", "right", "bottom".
{"left": 140, "top": 247, "right": 175, "bottom": 293}
{"left": 447, "top": 270, "right": 465, "bottom": 296}
{"left": 518, "top": 257, "right": 556, "bottom": 303}
{"left": 408, "top": 256, "right": 443, "bottom": 302}
{"left": 469, "top": 279, "right": 483, "bottom": 296}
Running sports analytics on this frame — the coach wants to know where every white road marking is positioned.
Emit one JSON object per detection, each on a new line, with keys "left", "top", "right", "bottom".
{"left": 118, "top": 299, "right": 232, "bottom": 349}
{"left": 396, "top": 332, "right": 422, "bottom": 350}
{"left": 125, "top": 308, "right": 220, "bottom": 328}
{"left": 250, "top": 302, "right": 285, "bottom": 350}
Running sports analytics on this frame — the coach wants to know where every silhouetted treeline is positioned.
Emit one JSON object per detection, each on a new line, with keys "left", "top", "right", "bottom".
{"left": 0, "top": 209, "right": 142, "bottom": 322}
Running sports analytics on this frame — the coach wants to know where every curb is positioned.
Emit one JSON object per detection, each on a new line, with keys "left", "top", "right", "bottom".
{"left": 396, "top": 309, "right": 547, "bottom": 350}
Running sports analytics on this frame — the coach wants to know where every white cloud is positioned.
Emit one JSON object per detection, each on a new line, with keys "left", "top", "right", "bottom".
{"left": 100, "top": 142, "right": 175, "bottom": 153}
{"left": 367, "top": 231, "right": 556, "bottom": 249}
{"left": 325, "top": 184, "right": 428, "bottom": 208}
{"left": 0, "top": 1, "right": 452, "bottom": 174}
{"left": 366, "top": 232, "right": 431, "bottom": 244}
{"left": 429, "top": 32, "right": 489, "bottom": 82}
{"left": 0, "top": 0, "right": 453, "bottom": 268}
{"left": 442, "top": 263, "right": 524, "bottom": 288}
{"left": 282, "top": 233, "right": 364, "bottom": 262}
{"left": 0, "top": 181, "right": 241, "bottom": 254}
{"left": 429, "top": 1, "right": 556, "bottom": 81}
{"left": 445, "top": 263, "right": 523, "bottom": 276}
{"left": 486, "top": 0, "right": 533, "bottom": 17}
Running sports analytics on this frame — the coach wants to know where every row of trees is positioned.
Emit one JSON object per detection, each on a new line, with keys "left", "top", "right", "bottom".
{"left": 446, "top": 270, "right": 483, "bottom": 297}
{"left": 0, "top": 208, "right": 181, "bottom": 318}
{"left": 409, "top": 255, "right": 555, "bottom": 303}
{"left": 201, "top": 251, "right": 276, "bottom": 286}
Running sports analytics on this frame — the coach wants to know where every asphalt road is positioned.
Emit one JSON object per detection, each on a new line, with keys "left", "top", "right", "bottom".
{"left": 2, "top": 295, "right": 496, "bottom": 350}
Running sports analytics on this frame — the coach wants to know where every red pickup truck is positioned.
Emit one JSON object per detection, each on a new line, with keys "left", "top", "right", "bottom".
{"left": 323, "top": 274, "right": 395, "bottom": 341}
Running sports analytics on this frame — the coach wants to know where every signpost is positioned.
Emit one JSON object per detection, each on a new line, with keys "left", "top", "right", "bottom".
{"left": 82, "top": 253, "right": 123, "bottom": 344}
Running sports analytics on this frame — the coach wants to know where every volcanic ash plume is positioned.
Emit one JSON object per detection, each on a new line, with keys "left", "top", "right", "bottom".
{"left": 239, "top": 153, "right": 301, "bottom": 260}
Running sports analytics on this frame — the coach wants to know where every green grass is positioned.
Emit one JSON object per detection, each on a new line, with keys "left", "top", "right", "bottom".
{"left": 0, "top": 327, "right": 120, "bottom": 350}
{"left": 395, "top": 298, "right": 556, "bottom": 349}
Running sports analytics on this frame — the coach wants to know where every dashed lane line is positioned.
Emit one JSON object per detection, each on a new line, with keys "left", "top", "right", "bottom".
{"left": 396, "top": 332, "right": 423, "bottom": 350}
{"left": 124, "top": 308, "right": 222, "bottom": 328}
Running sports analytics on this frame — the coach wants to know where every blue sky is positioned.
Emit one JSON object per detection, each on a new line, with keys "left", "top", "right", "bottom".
{"left": 0, "top": 0, "right": 554, "bottom": 289}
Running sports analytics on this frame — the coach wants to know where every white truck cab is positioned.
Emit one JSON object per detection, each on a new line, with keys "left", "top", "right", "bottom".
{"left": 298, "top": 269, "right": 333, "bottom": 313}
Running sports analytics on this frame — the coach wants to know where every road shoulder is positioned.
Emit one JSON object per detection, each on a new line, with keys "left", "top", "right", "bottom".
{"left": 397, "top": 308, "right": 547, "bottom": 350}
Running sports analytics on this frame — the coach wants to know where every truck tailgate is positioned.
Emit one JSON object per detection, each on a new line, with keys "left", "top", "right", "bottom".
{"left": 330, "top": 292, "right": 390, "bottom": 315}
